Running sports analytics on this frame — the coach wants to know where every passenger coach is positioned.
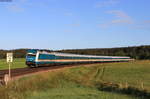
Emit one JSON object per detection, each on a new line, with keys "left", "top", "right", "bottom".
{"left": 26, "top": 49, "right": 132, "bottom": 67}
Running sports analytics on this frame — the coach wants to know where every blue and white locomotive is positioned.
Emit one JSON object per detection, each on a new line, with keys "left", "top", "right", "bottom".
{"left": 26, "top": 49, "right": 132, "bottom": 67}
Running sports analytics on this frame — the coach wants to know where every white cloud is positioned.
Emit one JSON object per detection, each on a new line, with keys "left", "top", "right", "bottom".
{"left": 6, "top": 0, "right": 28, "bottom": 12}
{"left": 144, "top": 20, "right": 150, "bottom": 24}
{"left": 7, "top": 5, "right": 24, "bottom": 12}
{"left": 98, "top": 23, "right": 109, "bottom": 28}
{"left": 64, "top": 12, "right": 73, "bottom": 16}
{"left": 111, "top": 19, "right": 133, "bottom": 24}
{"left": 132, "top": 20, "right": 150, "bottom": 30}
{"left": 133, "top": 25, "right": 150, "bottom": 30}
{"left": 64, "top": 29, "right": 72, "bottom": 33}
{"left": 98, "top": 11, "right": 150, "bottom": 30}
{"left": 19, "top": 0, "right": 27, "bottom": 3}
{"left": 99, "top": 10, "right": 133, "bottom": 28}
{"left": 95, "top": 0, "right": 119, "bottom": 8}
{"left": 69, "top": 24, "right": 80, "bottom": 27}
{"left": 107, "top": 10, "right": 130, "bottom": 18}
{"left": 108, "top": 10, "right": 133, "bottom": 24}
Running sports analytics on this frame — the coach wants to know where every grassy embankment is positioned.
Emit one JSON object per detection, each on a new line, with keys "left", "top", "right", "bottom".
{"left": 0, "top": 60, "right": 150, "bottom": 99}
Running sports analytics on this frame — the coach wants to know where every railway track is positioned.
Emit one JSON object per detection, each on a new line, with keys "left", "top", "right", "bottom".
{"left": 0, "top": 62, "right": 100, "bottom": 83}
{"left": 0, "top": 61, "right": 129, "bottom": 85}
{"left": 0, "top": 65, "right": 70, "bottom": 80}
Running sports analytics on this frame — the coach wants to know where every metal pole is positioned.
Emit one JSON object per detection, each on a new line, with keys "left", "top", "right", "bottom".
{"left": 9, "top": 63, "right": 11, "bottom": 78}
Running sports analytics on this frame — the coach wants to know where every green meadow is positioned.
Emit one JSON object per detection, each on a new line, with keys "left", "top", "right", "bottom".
{"left": 0, "top": 58, "right": 26, "bottom": 70}
{"left": 0, "top": 59, "right": 150, "bottom": 99}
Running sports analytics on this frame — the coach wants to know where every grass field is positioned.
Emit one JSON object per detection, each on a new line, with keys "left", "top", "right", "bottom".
{"left": 0, "top": 59, "right": 150, "bottom": 99}
{"left": 0, "top": 68, "right": 141, "bottom": 99}
{"left": 0, "top": 58, "right": 26, "bottom": 70}
{"left": 97, "top": 60, "right": 150, "bottom": 91}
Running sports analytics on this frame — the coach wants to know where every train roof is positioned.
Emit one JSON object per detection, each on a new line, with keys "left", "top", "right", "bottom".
{"left": 52, "top": 52, "right": 130, "bottom": 58}
{"left": 27, "top": 49, "right": 130, "bottom": 58}
{"left": 38, "top": 51, "right": 130, "bottom": 59}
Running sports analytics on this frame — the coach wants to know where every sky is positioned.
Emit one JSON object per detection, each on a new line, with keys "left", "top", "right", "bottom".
{"left": 0, "top": 0, "right": 150, "bottom": 50}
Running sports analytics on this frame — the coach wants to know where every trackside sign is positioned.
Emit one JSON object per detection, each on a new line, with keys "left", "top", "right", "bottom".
{"left": 7, "top": 53, "right": 13, "bottom": 63}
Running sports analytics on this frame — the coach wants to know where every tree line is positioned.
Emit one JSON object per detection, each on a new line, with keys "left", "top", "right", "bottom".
{"left": 0, "top": 45, "right": 150, "bottom": 59}
{"left": 0, "top": 49, "right": 27, "bottom": 59}
{"left": 59, "top": 45, "right": 150, "bottom": 59}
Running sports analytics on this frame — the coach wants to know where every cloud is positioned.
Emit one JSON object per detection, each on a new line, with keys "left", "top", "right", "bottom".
{"left": 19, "top": 0, "right": 27, "bottom": 3}
{"left": 99, "top": 11, "right": 150, "bottom": 30}
{"left": 6, "top": 0, "right": 28, "bottom": 12}
{"left": 133, "top": 25, "right": 150, "bottom": 30}
{"left": 107, "top": 10, "right": 130, "bottom": 18}
{"left": 64, "top": 12, "right": 73, "bottom": 16}
{"left": 99, "top": 10, "right": 133, "bottom": 28}
{"left": 69, "top": 24, "right": 80, "bottom": 27}
{"left": 107, "top": 10, "right": 133, "bottom": 24}
{"left": 7, "top": 5, "right": 24, "bottom": 12}
{"left": 64, "top": 29, "right": 72, "bottom": 33}
{"left": 98, "top": 23, "right": 110, "bottom": 28}
{"left": 95, "top": 0, "right": 119, "bottom": 8}
{"left": 132, "top": 20, "right": 150, "bottom": 30}
{"left": 111, "top": 19, "right": 133, "bottom": 24}
{"left": 144, "top": 20, "right": 150, "bottom": 24}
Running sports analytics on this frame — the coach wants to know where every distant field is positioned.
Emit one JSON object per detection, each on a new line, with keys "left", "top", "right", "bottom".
{"left": 0, "top": 58, "right": 26, "bottom": 70}
{"left": 100, "top": 60, "right": 150, "bottom": 91}
{"left": 65, "top": 60, "right": 150, "bottom": 92}
{"left": 0, "top": 60, "right": 150, "bottom": 99}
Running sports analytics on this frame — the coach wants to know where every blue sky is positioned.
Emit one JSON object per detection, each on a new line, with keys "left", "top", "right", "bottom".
{"left": 0, "top": 0, "right": 150, "bottom": 50}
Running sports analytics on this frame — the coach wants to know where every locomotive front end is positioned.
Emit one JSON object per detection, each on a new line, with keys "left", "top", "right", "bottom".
{"left": 26, "top": 49, "right": 37, "bottom": 67}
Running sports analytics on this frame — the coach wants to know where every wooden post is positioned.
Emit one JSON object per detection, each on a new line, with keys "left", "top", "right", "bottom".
{"left": 119, "top": 83, "right": 123, "bottom": 89}
{"left": 125, "top": 82, "right": 128, "bottom": 88}
{"left": 141, "top": 82, "right": 144, "bottom": 90}
{"left": 4, "top": 74, "right": 10, "bottom": 86}
{"left": 9, "top": 63, "right": 11, "bottom": 78}
{"left": 6, "top": 53, "right": 13, "bottom": 78}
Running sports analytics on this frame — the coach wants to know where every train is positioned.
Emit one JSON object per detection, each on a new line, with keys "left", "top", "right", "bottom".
{"left": 26, "top": 49, "right": 133, "bottom": 67}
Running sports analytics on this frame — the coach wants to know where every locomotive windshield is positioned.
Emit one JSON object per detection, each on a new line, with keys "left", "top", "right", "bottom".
{"left": 27, "top": 54, "right": 36, "bottom": 56}
{"left": 26, "top": 54, "right": 36, "bottom": 62}
{"left": 27, "top": 54, "right": 36, "bottom": 57}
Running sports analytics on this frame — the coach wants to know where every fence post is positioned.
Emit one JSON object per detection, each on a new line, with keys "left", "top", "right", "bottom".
{"left": 141, "top": 82, "right": 144, "bottom": 90}
{"left": 125, "top": 82, "right": 128, "bottom": 88}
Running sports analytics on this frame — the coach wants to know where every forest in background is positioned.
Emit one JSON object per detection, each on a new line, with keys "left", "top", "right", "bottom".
{"left": 0, "top": 45, "right": 150, "bottom": 59}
